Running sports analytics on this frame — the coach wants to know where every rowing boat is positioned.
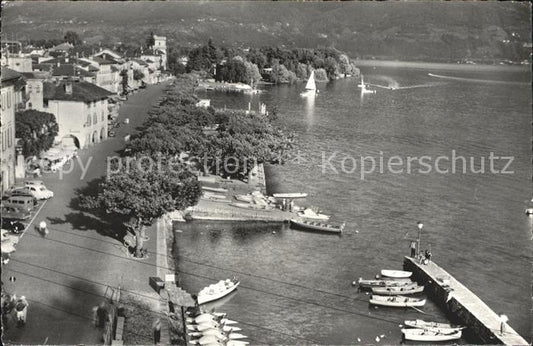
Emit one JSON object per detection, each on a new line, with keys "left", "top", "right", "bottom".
{"left": 371, "top": 285, "right": 424, "bottom": 296}
{"left": 401, "top": 328, "right": 462, "bottom": 341}
{"left": 357, "top": 278, "right": 413, "bottom": 288}
{"left": 380, "top": 269, "right": 412, "bottom": 278}
{"left": 404, "top": 319, "right": 464, "bottom": 332}
{"left": 369, "top": 295, "right": 426, "bottom": 307}
{"left": 290, "top": 219, "right": 345, "bottom": 234}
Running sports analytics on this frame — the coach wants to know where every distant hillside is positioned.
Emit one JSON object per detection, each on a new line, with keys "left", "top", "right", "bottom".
{"left": 2, "top": 1, "right": 531, "bottom": 62}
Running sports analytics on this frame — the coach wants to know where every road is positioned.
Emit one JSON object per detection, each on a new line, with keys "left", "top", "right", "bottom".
{"left": 2, "top": 82, "right": 170, "bottom": 344}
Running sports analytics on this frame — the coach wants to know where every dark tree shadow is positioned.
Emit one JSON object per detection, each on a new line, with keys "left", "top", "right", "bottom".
{"left": 66, "top": 177, "right": 129, "bottom": 242}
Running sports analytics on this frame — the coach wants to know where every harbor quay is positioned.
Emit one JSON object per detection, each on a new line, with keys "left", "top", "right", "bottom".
{"left": 403, "top": 256, "right": 528, "bottom": 345}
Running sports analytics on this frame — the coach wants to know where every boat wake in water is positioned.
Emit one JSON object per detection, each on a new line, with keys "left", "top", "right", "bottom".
{"left": 428, "top": 73, "right": 529, "bottom": 85}
{"left": 367, "top": 75, "right": 444, "bottom": 90}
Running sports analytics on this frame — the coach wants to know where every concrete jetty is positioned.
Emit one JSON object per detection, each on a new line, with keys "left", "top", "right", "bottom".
{"left": 404, "top": 256, "right": 528, "bottom": 345}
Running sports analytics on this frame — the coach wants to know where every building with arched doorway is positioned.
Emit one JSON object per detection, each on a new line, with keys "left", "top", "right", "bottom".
{"left": 43, "top": 79, "right": 112, "bottom": 149}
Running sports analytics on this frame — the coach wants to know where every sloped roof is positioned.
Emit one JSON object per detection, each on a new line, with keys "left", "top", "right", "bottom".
{"left": 91, "top": 56, "right": 116, "bottom": 65}
{"left": 44, "top": 80, "right": 112, "bottom": 102}
{"left": 21, "top": 71, "right": 50, "bottom": 80}
{"left": 132, "top": 59, "right": 149, "bottom": 67}
{"left": 51, "top": 64, "right": 94, "bottom": 77}
{"left": 1, "top": 67, "right": 22, "bottom": 85}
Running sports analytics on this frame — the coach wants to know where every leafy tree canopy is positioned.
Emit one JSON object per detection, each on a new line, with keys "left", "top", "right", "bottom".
{"left": 15, "top": 110, "right": 59, "bottom": 157}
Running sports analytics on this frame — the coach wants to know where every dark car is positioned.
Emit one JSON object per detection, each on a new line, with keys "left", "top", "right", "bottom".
{"left": 1, "top": 219, "right": 26, "bottom": 234}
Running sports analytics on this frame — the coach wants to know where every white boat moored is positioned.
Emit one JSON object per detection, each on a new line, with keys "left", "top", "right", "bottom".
{"left": 197, "top": 278, "right": 240, "bottom": 305}
{"left": 401, "top": 328, "right": 462, "bottom": 341}
{"left": 380, "top": 269, "right": 412, "bottom": 278}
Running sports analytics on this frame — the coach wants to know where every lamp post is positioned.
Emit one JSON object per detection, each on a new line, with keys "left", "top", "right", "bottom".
{"left": 417, "top": 221, "right": 424, "bottom": 257}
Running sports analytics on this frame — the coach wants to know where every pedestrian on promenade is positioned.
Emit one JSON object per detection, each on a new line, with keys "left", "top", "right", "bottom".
{"left": 38, "top": 221, "right": 48, "bottom": 237}
{"left": 153, "top": 318, "right": 161, "bottom": 344}
{"left": 499, "top": 314, "right": 508, "bottom": 335}
{"left": 96, "top": 302, "right": 107, "bottom": 328}
{"left": 15, "top": 296, "right": 28, "bottom": 327}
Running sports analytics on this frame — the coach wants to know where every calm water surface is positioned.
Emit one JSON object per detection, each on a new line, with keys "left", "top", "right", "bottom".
{"left": 174, "top": 66, "right": 531, "bottom": 344}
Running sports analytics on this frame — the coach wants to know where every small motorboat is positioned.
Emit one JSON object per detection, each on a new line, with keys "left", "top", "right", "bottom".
{"left": 357, "top": 278, "right": 413, "bottom": 289}
{"left": 380, "top": 270, "right": 412, "bottom": 278}
{"left": 401, "top": 328, "right": 462, "bottom": 341}
{"left": 525, "top": 208, "right": 533, "bottom": 216}
{"left": 187, "top": 324, "right": 241, "bottom": 333}
{"left": 197, "top": 278, "right": 240, "bottom": 305}
{"left": 369, "top": 295, "right": 426, "bottom": 307}
{"left": 201, "top": 329, "right": 247, "bottom": 340}
{"left": 297, "top": 208, "right": 330, "bottom": 221}
{"left": 290, "top": 219, "right": 345, "bottom": 234}
{"left": 404, "top": 319, "right": 465, "bottom": 332}
{"left": 372, "top": 285, "right": 424, "bottom": 296}
{"left": 272, "top": 192, "right": 308, "bottom": 199}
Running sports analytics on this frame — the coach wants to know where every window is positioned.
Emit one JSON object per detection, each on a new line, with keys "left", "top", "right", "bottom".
{"left": 28, "top": 102, "right": 33, "bottom": 109}
{"left": 35, "top": 85, "right": 41, "bottom": 93}
{"left": 27, "top": 85, "right": 33, "bottom": 92}
{"left": 101, "top": 112, "right": 105, "bottom": 122}
{"left": 1, "top": 93, "right": 5, "bottom": 111}
{"left": 93, "top": 113, "right": 97, "bottom": 124}
{"left": 2, "top": 131, "right": 5, "bottom": 151}
{"left": 8, "top": 128, "right": 12, "bottom": 147}
{"left": 87, "top": 114, "right": 91, "bottom": 126}
{"left": 7, "top": 91, "right": 11, "bottom": 108}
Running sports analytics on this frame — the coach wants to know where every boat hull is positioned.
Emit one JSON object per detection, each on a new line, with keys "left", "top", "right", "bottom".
{"left": 198, "top": 281, "right": 240, "bottom": 305}
{"left": 372, "top": 285, "right": 424, "bottom": 296}
{"left": 290, "top": 219, "right": 343, "bottom": 234}
{"left": 380, "top": 270, "right": 412, "bottom": 278}
{"left": 401, "top": 328, "right": 462, "bottom": 341}
{"left": 358, "top": 278, "right": 413, "bottom": 288}
{"left": 370, "top": 295, "right": 426, "bottom": 307}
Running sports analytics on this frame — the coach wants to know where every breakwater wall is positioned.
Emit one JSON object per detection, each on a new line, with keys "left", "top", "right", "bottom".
{"left": 403, "top": 256, "right": 528, "bottom": 345}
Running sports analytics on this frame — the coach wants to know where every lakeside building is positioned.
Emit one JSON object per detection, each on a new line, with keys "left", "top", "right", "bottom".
{"left": 1, "top": 68, "right": 23, "bottom": 193}
{"left": 43, "top": 79, "right": 113, "bottom": 148}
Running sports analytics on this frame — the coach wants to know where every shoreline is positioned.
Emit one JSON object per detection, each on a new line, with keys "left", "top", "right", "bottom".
{"left": 354, "top": 59, "right": 530, "bottom": 72}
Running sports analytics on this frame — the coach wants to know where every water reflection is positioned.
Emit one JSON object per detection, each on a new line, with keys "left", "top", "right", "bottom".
{"left": 303, "top": 93, "right": 316, "bottom": 127}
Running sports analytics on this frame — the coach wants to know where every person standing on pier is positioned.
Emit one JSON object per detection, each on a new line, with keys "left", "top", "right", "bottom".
{"left": 410, "top": 241, "right": 417, "bottom": 257}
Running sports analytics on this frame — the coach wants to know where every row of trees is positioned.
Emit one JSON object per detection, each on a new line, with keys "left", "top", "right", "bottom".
{"left": 185, "top": 40, "right": 360, "bottom": 84}
{"left": 126, "top": 74, "right": 293, "bottom": 175}
{"left": 80, "top": 74, "right": 293, "bottom": 258}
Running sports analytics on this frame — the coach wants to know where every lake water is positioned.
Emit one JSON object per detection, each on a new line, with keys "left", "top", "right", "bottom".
{"left": 173, "top": 65, "right": 531, "bottom": 344}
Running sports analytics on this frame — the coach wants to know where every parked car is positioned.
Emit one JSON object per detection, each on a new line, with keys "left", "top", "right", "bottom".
{"left": 108, "top": 130, "right": 116, "bottom": 137}
{"left": 2, "top": 195, "right": 37, "bottom": 212}
{"left": 7, "top": 188, "right": 34, "bottom": 199}
{"left": 24, "top": 180, "right": 45, "bottom": 187}
{"left": 0, "top": 206, "right": 31, "bottom": 220}
{"left": 1, "top": 219, "right": 26, "bottom": 234}
{"left": 25, "top": 185, "right": 54, "bottom": 200}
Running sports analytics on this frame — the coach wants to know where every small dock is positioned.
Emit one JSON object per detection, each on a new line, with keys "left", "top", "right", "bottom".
{"left": 404, "top": 256, "right": 528, "bottom": 345}
{"left": 186, "top": 199, "right": 293, "bottom": 222}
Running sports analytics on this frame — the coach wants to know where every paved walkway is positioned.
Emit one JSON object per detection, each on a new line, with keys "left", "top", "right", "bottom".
{"left": 2, "top": 82, "right": 171, "bottom": 344}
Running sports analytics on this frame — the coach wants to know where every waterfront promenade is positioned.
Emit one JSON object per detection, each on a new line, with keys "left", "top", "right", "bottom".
{"left": 404, "top": 256, "right": 528, "bottom": 345}
{"left": 2, "top": 83, "right": 171, "bottom": 344}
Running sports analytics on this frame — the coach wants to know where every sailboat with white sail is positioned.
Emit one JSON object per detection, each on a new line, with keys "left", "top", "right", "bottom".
{"left": 358, "top": 75, "right": 376, "bottom": 94}
{"left": 300, "top": 71, "right": 318, "bottom": 97}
